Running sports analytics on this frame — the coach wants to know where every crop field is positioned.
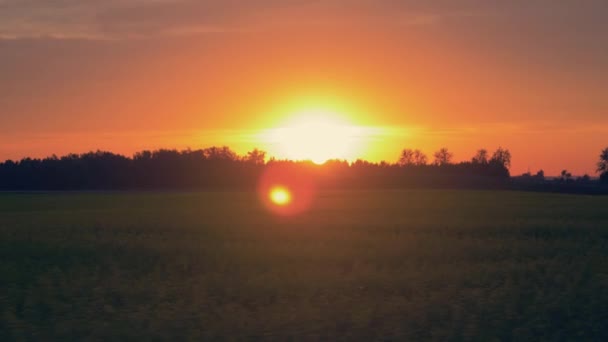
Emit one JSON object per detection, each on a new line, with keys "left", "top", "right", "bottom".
{"left": 1, "top": 190, "right": 608, "bottom": 340}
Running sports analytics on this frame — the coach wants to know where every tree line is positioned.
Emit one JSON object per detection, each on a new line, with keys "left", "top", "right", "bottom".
{"left": 0, "top": 146, "right": 606, "bottom": 191}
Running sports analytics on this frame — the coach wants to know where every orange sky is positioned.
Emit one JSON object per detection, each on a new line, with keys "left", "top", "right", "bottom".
{"left": 1, "top": 1, "right": 607, "bottom": 176}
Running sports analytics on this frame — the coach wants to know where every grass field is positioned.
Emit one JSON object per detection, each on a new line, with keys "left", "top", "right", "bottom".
{"left": 1, "top": 190, "right": 608, "bottom": 340}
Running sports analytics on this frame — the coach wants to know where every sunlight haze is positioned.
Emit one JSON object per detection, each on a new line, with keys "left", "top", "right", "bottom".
{"left": 1, "top": 1, "right": 607, "bottom": 175}
{"left": 3, "top": 2, "right": 608, "bottom": 339}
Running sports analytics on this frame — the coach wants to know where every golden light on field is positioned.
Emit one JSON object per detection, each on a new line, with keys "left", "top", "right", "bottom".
{"left": 269, "top": 186, "right": 292, "bottom": 206}
{"left": 262, "top": 109, "right": 367, "bottom": 164}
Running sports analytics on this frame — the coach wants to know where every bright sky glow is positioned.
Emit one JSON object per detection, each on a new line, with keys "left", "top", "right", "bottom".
{"left": 262, "top": 110, "right": 371, "bottom": 164}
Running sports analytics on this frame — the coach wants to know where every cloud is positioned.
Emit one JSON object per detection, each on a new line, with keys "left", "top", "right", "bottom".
{"left": 0, "top": 0, "right": 304, "bottom": 40}
{"left": 0, "top": 0, "right": 495, "bottom": 41}
{"left": 2, "top": 0, "right": 606, "bottom": 41}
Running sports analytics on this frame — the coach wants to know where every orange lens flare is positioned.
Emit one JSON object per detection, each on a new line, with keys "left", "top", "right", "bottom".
{"left": 269, "top": 186, "right": 291, "bottom": 206}
{"left": 258, "top": 164, "right": 317, "bottom": 216}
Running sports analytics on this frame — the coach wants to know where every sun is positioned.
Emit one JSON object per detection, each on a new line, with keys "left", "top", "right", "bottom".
{"left": 265, "top": 110, "right": 363, "bottom": 164}
{"left": 269, "top": 186, "right": 292, "bottom": 206}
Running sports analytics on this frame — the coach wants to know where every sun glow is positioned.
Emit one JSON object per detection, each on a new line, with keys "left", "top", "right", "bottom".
{"left": 269, "top": 186, "right": 292, "bottom": 206}
{"left": 264, "top": 109, "right": 365, "bottom": 164}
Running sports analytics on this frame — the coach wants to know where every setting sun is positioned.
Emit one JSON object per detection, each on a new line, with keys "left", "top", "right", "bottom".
{"left": 269, "top": 186, "right": 292, "bottom": 206}
{"left": 3, "top": 1, "right": 608, "bottom": 339}
{"left": 263, "top": 110, "right": 365, "bottom": 164}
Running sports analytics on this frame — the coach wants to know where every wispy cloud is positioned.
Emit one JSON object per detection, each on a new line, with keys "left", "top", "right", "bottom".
{"left": 0, "top": 0, "right": 496, "bottom": 41}
{"left": 3, "top": 0, "right": 606, "bottom": 41}
{"left": 0, "top": 0, "right": 239, "bottom": 40}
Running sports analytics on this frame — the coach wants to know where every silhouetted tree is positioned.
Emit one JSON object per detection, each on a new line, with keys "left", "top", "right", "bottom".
{"left": 491, "top": 147, "right": 512, "bottom": 169}
{"left": 560, "top": 169, "right": 573, "bottom": 183}
{"left": 398, "top": 149, "right": 428, "bottom": 166}
{"left": 352, "top": 159, "right": 373, "bottom": 168}
{"left": 412, "top": 150, "right": 428, "bottom": 166}
{"left": 535, "top": 170, "right": 545, "bottom": 181}
{"left": 598, "top": 147, "right": 608, "bottom": 183}
{"left": 244, "top": 149, "right": 267, "bottom": 165}
{"left": 577, "top": 174, "right": 591, "bottom": 183}
{"left": 202, "top": 146, "right": 238, "bottom": 161}
{"left": 398, "top": 149, "right": 416, "bottom": 166}
{"left": 0, "top": 145, "right": 519, "bottom": 191}
{"left": 471, "top": 149, "right": 489, "bottom": 164}
{"left": 433, "top": 148, "right": 453, "bottom": 166}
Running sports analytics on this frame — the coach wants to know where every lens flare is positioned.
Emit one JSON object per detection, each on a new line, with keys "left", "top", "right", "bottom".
{"left": 258, "top": 164, "right": 317, "bottom": 216}
{"left": 269, "top": 186, "right": 291, "bottom": 206}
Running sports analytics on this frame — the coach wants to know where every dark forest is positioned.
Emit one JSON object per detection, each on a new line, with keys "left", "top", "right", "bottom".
{"left": 1, "top": 146, "right": 606, "bottom": 193}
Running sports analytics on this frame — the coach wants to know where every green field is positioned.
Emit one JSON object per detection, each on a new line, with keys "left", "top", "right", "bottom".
{"left": 1, "top": 190, "right": 608, "bottom": 340}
